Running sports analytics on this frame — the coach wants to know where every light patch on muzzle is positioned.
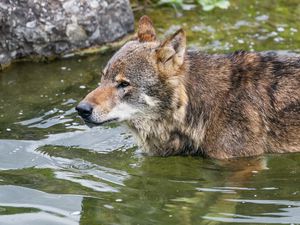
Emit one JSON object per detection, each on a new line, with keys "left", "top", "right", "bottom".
{"left": 107, "top": 102, "right": 141, "bottom": 122}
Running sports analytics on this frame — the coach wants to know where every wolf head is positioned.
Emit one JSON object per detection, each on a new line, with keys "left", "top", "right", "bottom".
{"left": 76, "top": 16, "right": 187, "bottom": 127}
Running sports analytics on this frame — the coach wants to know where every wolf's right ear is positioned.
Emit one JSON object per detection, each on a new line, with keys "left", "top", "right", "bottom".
{"left": 138, "top": 15, "right": 156, "bottom": 42}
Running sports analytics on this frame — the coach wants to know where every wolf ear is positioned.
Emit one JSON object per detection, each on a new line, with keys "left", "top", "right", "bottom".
{"left": 138, "top": 15, "right": 156, "bottom": 42}
{"left": 156, "top": 29, "right": 186, "bottom": 72}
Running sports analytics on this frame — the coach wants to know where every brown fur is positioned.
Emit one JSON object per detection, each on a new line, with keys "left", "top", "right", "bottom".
{"left": 138, "top": 15, "right": 157, "bottom": 42}
{"left": 77, "top": 16, "right": 300, "bottom": 159}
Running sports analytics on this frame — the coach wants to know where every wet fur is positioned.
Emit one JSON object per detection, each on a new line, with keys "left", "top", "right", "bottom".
{"left": 126, "top": 50, "right": 300, "bottom": 159}
{"left": 78, "top": 16, "right": 300, "bottom": 159}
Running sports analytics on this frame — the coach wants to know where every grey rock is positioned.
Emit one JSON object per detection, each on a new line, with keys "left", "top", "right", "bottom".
{"left": 0, "top": 0, "right": 134, "bottom": 68}
{"left": 66, "top": 24, "right": 87, "bottom": 43}
{"left": 63, "top": 0, "right": 80, "bottom": 14}
{"left": 89, "top": 0, "right": 99, "bottom": 9}
{"left": 26, "top": 20, "right": 37, "bottom": 28}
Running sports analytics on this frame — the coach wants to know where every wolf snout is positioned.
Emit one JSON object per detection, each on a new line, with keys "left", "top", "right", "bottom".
{"left": 76, "top": 102, "right": 93, "bottom": 119}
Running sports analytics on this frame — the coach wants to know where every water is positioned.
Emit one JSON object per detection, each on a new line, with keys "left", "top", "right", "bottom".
{"left": 1, "top": 1, "right": 300, "bottom": 224}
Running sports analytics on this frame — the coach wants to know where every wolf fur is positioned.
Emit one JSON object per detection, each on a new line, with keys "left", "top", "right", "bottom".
{"left": 76, "top": 16, "right": 300, "bottom": 159}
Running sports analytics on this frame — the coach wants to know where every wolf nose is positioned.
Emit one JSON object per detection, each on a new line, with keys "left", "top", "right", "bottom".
{"left": 76, "top": 102, "right": 93, "bottom": 119}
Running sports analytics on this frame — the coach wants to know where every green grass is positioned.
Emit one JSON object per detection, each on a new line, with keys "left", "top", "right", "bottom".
{"left": 154, "top": 0, "right": 230, "bottom": 11}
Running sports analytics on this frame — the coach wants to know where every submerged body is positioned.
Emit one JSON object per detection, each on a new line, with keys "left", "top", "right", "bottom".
{"left": 76, "top": 16, "right": 300, "bottom": 159}
{"left": 127, "top": 50, "right": 300, "bottom": 159}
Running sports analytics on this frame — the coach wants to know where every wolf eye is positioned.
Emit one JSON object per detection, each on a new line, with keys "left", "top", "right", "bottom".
{"left": 117, "top": 81, "right": 130, "bottom": 89}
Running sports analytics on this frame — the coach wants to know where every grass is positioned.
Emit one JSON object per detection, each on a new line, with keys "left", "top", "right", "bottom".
{"left": 132, "top": 0, "right": 230, "bottom": 11}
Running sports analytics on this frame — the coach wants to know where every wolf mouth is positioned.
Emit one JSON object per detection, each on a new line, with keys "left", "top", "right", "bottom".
{"left": 83, "top": 118, "right": 119, "bottom": 127}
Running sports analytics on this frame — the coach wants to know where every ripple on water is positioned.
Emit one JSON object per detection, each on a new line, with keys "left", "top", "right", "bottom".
{"left": 204, "top": 199, "right": 300, "bottom": 224}
{"left": 0, "top": 185, "right": 82, "bottom": 225}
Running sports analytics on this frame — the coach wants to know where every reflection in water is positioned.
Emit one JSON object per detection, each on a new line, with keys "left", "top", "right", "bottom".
{"left": 76, "top": 154, "right": 299, "bottom": 225}
{"left": 0, "top": 185, "right": 81, "bottom": 225}
{"left": 1, "top": 1, "right": 300, "bottom": 224}
{"left": 206, "top": 199, "right": 300, "bottom": 224}
{"left": 1, "top": 127, "right": 300, "bottom": 224}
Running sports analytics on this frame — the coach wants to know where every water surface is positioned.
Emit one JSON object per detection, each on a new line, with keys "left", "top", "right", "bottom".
{"left": 0, "top": 1, "right": 300, "bottom": 224}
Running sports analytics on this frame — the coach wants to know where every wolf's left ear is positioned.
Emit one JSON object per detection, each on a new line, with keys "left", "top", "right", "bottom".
{"left": 156, "top": 29, "right": 186, "bottom": 72}
{"left": 138, "top": 15, "right": 156, "bottom": 42}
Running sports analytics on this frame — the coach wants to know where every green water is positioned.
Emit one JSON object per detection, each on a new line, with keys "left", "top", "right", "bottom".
{"left": 0, "top": 1, "right": 300, "bottom": 224}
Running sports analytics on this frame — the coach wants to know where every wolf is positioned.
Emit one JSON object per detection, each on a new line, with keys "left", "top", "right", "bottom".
{"left": 76, "top": 16, "right": 300, "bottom": 159}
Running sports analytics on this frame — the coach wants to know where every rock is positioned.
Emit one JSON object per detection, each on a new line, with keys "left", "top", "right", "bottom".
{"left": 89, "top": 0, "right": 99, "bottom": 9}
{"left": 0, "top": 0, "right": 134, "bottom": 69}
{"left": 26, "top": 20, "right": 37, "bottom": 29}
{"left": 66, "top": 20, "right": 88, "bottom": 43}
{"left": 63, "top": 0, "right": 80, "bottom": 14}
